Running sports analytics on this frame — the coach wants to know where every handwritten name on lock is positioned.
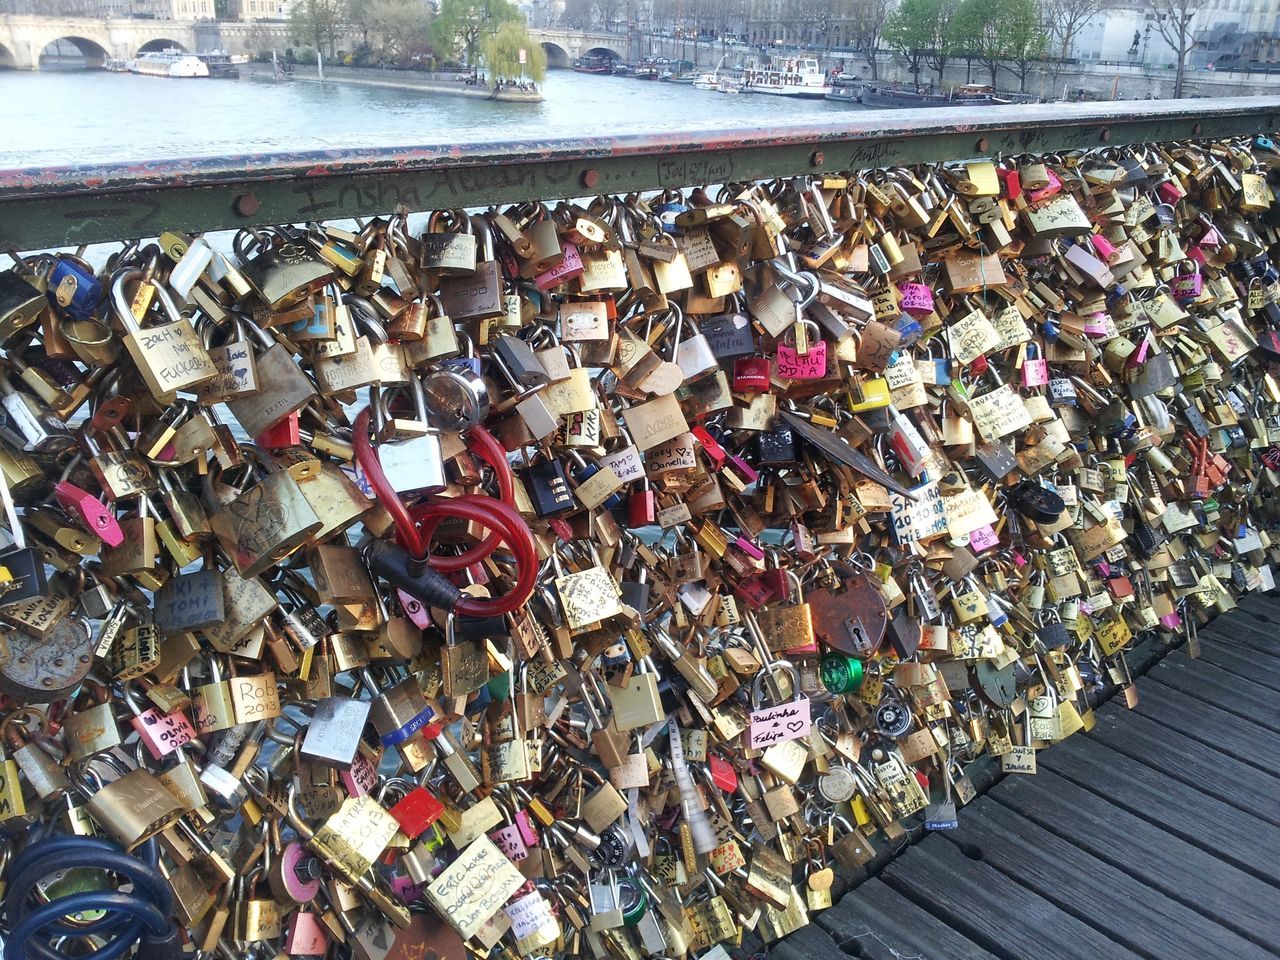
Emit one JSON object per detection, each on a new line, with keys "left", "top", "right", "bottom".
{"left": 747, "top": 699, "right": 812, "bottom": 749}
{"left": 425, "top": 834, "right": 525, "bottom": 940}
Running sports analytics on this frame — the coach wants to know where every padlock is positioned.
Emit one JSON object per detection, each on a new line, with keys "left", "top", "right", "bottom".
{"left": 111, "top": 266, "right": 218, "bottom": 400}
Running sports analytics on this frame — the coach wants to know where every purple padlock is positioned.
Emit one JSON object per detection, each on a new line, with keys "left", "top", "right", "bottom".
{"left": 898, "top": 281, "right": 934, "bottom": 317}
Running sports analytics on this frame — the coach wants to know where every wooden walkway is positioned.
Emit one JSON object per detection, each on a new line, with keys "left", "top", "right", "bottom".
{"left": 772, "top": 592, "right": 1280, "bottom": 960}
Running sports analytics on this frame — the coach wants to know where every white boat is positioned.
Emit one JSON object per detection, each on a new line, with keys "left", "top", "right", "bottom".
{"left": 693, "top": 53, "right": 730, "bottom": 90}
{"left": 740, "top": 56, "right": 831, "bottom": 98}
{"left": 127, "top": 50, "right": 209, "bottom": 78}
{"left": 716, "top": 79, "right": 743, "bottom": 94}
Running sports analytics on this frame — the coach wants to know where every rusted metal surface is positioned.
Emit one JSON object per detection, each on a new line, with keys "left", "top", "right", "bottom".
{"left": 1, "top": 97, "right": 1277, "bottom": 251}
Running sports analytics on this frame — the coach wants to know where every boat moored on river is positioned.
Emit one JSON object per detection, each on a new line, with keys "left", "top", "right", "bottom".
{"left": 740, "top": 56, "right": 830, "bottom": 98}
{"left": 127, "top": 50, "right": 209, "bottom": 78}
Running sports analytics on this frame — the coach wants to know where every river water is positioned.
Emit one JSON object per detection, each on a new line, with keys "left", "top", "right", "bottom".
{"left": 0, "top": 68, "right": 867, "bottom": 167}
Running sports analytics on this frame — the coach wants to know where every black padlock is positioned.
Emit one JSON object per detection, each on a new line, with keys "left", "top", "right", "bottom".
{"left": 524, "top": 459, "right": 574, "bottom": 517}
{"left": 1004, "top": 480, "right": 1065, "bottom": 523}
{"left": 1036, "top": 617, "right": 1071, "bottom": 649}
{"left": 886, "top": 606, "right": 921, "bottom": 659}
{"left": 0, "top": 547, "right": 48, "bottom": 607}
{"left": 699, "top": 311, "right": 756, "bottom": 361}
{"left": 757, "top": 426, "right": 798, "bottom": 466}
{"left": 974, "top": 440, "right": 1017, "bottom": 480}
{"left": 619, "top": 577, "right": 650, "bottom": 615}
{"left": 1130, "top": 520, "right": 1168, "bottom": 557}
{"left": 1180, "top": 401, "right": 1211, "bottom": 438}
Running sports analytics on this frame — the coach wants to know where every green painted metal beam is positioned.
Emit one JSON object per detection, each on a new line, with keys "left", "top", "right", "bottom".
{"left": 1, "top": 97, "right": 1278, "bottom": 252}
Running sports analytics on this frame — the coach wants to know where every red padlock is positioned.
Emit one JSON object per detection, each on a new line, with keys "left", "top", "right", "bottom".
{"left": 257, "top": 410, "right": 301, "bottom": 448}
{"left": 53, "top": 480, "right": 125, "bottom": 547}
{"left": 692, "top": 426, "right": 728, "bottom": 469}
{"left": 627, "top": 483, "right": 656, "bottom": 527}
{"left": 733, "top": 356, "right": 771, "bottom": 393}
{"left": 389, "top": 786, "right": 445, "bottom": 839}
{"left": 709, "top": 755, "right": 738, "bottom": 792}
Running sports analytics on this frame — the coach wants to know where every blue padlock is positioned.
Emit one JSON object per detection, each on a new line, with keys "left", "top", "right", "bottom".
{"left": 47, "top": 256, "right": 102, "bottom": 322}
{"left": 655, "top": 201, "right": 688, "bottom": 234}
{"left": 570, "top": 453, "right": 625, "bottom": 510}
{"left": 1041, "top": 316, "right": 1060, "bottom": 343}
{"left": 893, "top": 313, "right": 923, "bottom": 348}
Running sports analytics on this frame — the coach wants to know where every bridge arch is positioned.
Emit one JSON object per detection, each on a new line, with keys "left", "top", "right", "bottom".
{"left": 136, "top": 37, "right": 188, "bottom": 56}
{"left": 583, "top": 45, "right": 622, "bottom": 61}
{"left": 0, "top": 43, "right": 15, "bottom": 70}
{"left": 38, "top": 35, "right": 110, "bottom": 68}
{"left": 541, "top": 41, "right": 570, "bottom": 68}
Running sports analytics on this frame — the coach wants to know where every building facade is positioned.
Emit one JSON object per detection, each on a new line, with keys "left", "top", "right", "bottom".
{"left": 1072, "top": 0, "right": 1280, "bottom": 68}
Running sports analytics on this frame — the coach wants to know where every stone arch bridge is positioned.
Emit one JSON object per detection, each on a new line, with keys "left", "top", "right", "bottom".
{"left": 0, "top": 15, "right": 198, "bottom": 69}
{"left": 530, "top": 28, "right": 627, "bottom": 69}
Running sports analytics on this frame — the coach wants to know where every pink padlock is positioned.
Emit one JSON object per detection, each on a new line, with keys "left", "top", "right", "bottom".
{"left": 514, "top": 807, "right": 541, "bottom": 848}
{"left": 1126, "top": 336, "right": 1151, "bottom": 368}
{"left": 1156, "top": 179, "right": 1186, "bottom": 204}
{"left": 1172, "top": 261, "right": 1203, "bottom": 301}
{"left": 968, "top": 524, "right": 1000, "bottom": 552}
{"left": 1021, "top": 343, "right": 1049, "bottom": 388}
{"left": 1082, "top": 313, "right": 1110, "bottom": 337}
{"left": 734, "top": 536, "right": 765, "bottom": 562}
{"left": 397, "top": 588, "right": 434, "bottom": 629}
{"left": 490, "top": 821, "right": 530, "bottom": 861}
{"left": 897, "top": 281, "right": 934, "bottom": 317}
{"left": 276, "top": 841, "right": 323, "bottom": 904}
{"left": 534, "top": 241, "right": 584, "bottom": 291}
{"left": 341, "top": 752, "right": 379, "bottom": 796}
{"left": 1028, "top": 168, "right": 1063, "bottom": 204}
{"left": 127, "top": 688, "right": 196, "bottom": 761}
{"left": 53, "top": 480, "right": 125, "bottom": 547}
{"left": 1088, "top": 233, "right": 1118, "bottom": 263}
{"left": 285, "top": 912, "right": 329, "bottom": 957}
{"left": 724, "top": 452, "right": 759, "bottom": 485}
{"left": 775, "top": 335, "right": 828, "bottom": 381}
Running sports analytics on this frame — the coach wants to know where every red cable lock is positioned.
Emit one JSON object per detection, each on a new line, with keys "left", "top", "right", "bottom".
{"left": 353, "top": 408, "right": 537, "bottom": 618}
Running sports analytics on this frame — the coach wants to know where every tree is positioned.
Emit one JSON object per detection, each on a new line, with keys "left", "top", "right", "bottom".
{"left": 951, "top": 0, "right": 1044, "bottom": 90}
{"left": 848, "top": 0, "right": 891, "bottom": 77}
{"left": 923, "top": 0, "right": 959, "bottom": 84}
{"left": 481, "top": 21, "right": 548, "bottom": 81}
{"left": 950, "top": 0, "right": 1000, "bottom": 85}
{"left": 997, "top": 0, "right": 1046, "bottom": 91}
{"left": 882, "top": 0, "right": 940, "bottom": 82}
{"left": 1147, "top": 0, "right": 1198, "bottom": 98}
{"left": 1042, "top": 0, "right": 1109, "bottom": 91}
{"left": 290, "top": 0, "right": 347, "bottom": 59}
{"left": 433, "top": 0, "right": 522, "bottom": 66}
{"left": 561, "top": 0, "right": 593, "bottom": 28}
{"left": 366, "top": 0, "right": 437, "bottom": 65}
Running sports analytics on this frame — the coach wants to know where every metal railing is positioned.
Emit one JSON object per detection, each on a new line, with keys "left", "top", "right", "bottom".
{"left": 1, "top": 96, "right": 1278, "bottom": 253}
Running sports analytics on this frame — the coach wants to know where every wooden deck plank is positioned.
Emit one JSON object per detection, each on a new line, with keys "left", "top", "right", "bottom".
{"left": 1199, "top": 618, "right": 1280, "bottom": 659}
{"left": 1038, "top": 732, "right": 1280, "bottom": 884}
{"left": 768, "top": 923, "right": 843, "bottom": 960}
{"left": 937, "top": 800, "right": 1277, "bottom": 960}
{"left": 1139, "top": 655, "right": 1280, "bottom": 734}
{"left": 1134, "top": 678, "right": 1280, "bottom": 772}
{"left": 1082, "top": 705, "right": 1280, "bottom": 822}
{"left": 1194, "top": 637, "right": 1280, "bottom": 689}
{"left": 881, "top": 834, "right": 1146, "bottom": 960}
{"left": 991, "top": 769, "right": 1280, "bottom": 948}
{"left": 1199, "top": 611, "right": 1280, "bottom": 651}
{"left": 816, "top": 878, "right": 1001, "bottom": 960}
{"left": 1234, "top": 593, "right": 1280, "bottom": 621}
